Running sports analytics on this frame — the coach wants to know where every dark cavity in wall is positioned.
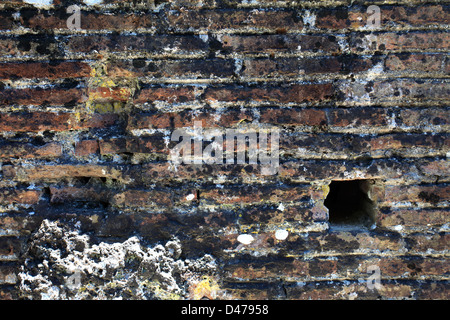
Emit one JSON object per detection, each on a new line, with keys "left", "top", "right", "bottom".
{"left": 324, "top": 179, "right": 376, "bottom": 229}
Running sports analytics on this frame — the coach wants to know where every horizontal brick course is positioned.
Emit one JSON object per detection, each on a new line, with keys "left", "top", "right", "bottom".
{"left": 200, "top": 184, "right": 310, "bottom": 205}
{"left": 0, "top": 112, "right": 119, "bottom": 132}
{"left": 383, "top": 184, "right": 450, "bottom": 205}
{"left": 7, "top": 164, "right": 127, "bottom": 182}
{"left": 224, "top": 255, "right": 450, "bottom": 280}
{"left": 0, "top": 61, "right": 90, "bottom": 80}
{"left": 0, "top": 88, "right": 84, "bottom": 107}
{"left": 0, "top": 266, "right": 16, "bottom": 285}
{"left": 0, "top": 189, "right": 41, "bottom": 205}
{"left": 0, "top": 142, "right": 62, "bottom": 159}
{"left": 315, "top": 5, "right": 450, "bottom": 30}
{"left": 242, "top": 56, "right": 373, "bottom": 77}
{"left": 204, "top": 83, "right": 334, "bottom": 104}
{"left": 378, "top": 208, "right": 449, "bottom": 228}
{"left": 0, "top": 238, "right": 20, "bottom": 261}
{"left": 220, "top": 34, "right": 341, "bottom": 54}
{"left": 67, "top": 35, "right": 209, "bottom": 55}
{"left": 349, "top": 31, "right": 450, "bottom": 53}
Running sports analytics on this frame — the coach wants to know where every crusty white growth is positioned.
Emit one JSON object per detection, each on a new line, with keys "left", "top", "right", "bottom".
{"left": 17, "top": 220, "right": 218, "bottom": 300}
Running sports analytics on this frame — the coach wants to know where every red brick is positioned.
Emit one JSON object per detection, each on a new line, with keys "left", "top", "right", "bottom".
{"left": 204, "top": 84, "right": 333, "bottom": 104}
{"left": 314, "top": 7, "right": 351, "bottom": 30}
{"left": 0, "top": 112, "right": 118, "bottom": 132}
{"left": 88, "top": 87, "right": 132, "bottom": 103}
{"left": 200, "top": 185, "right": 309, "bottom": 205}
{"left": 99, "top": 137, "right": 167, "bottom": 154}
{"left": 167, "top": 9, "right": 304, "bottom": 32}
{"left": 0, "top": 88, "right": 84, "bottom": 106}
{"left": 0, "top": 35, "right": 60, "bottom": 57}
{"left": 226, "top": 256, "right": 446, "bottom": 282}
{"left": 0, "top": 238, "right": 20, "bottom": 261}
{"left": 351, "top": 32, "right": 450, "bottom": 52}
{"left": 380, "top": 5, "right": 449, "bottom": 27}
{"left": 279, "top": 159, "right": 415, "bottom": 182}
{"left": 10, "top": 164, "right": 127, "bottom": 182}
{"left": 0, "top": 142, "right": 62, "bottom": 159}
{"left": 416, "top": 282, "right": 450, "bottom": 300}
{"left": 227, "top": 255, "right": 448, "bottom": 282}
{"left": 135, "top": 162, "right": 265, "bottom": 183}
{"left": 67, "top": 35, "right": 208, "bottom": 54}
{"left": 406, "top": 233, "right": 450, "bottom": 252}
{"left": 0, "top": 112, "right": 70, "bottom": 132}
{"left": 75, "top": 140, "right": 100, "bottom": 157}
{"left": 0, "top": 62, "right": 91, "bottom": 80}
{"left": 419, "top": 159, "right": 450, "bottom": 177}
{"left": 1, "top": 165, "right": 15, "bottom": 179}
{"left": 109, "top": 58, "right": 235, "bottom": 79}
{"left": 22, "top": 11, "right": 159, "bottom": 31}
{"left": 385, "top": 53, "right": 446, "bottom": 73}
{"left": 221, "top": 34, "right": 341, "bottom": 53}
{"left": 0, "top": 189, "right": 40, "bottom": 205}
{"left": 377, "top": 257, "right": 449, "bottom": 278}
{"left": 83, "top": 12, "right": 159, "bottom": 30}
{"left": 339, "top": 80, "right": 450, "bottom": 105}
{"left": 316, "top": 5, "right": 450, "bottom": 30}
{"left": 0, "top": 217, "right": 22, "bottom": 237}
{"left": 111, "top": 190, "right": 173, "bottom": 208}
{"left": 135, "top": 87, "right": 196, "bottom": 104}
{"left": 50, "top": 186, "right": 109, "bottom": 203}
{"left": 328, "top": 108, "right": 390, "bottom": 127}
{"left": 400, "top": 108, "right": 449, "bottom": 127}
{"left": 383, "top": 185, "right": 449, "bottom": 204}
{"left": 0, "top": 266, "right": 16, "bottom": 285}
{"left": 0, "top": 216, "right": 37, "bottom": 237}
{"left": 378, "top": 208, "right": 448, "bottom": 228}
{"left": 129, "top": 159, "right": 422, "bottom": 184}
{"left": 260, "top": 108, "right": 327, "bottom": 126}
{"left": 366, "top": 133, "right": 448, "bottom": 151}
{"left": 99, "top": 138, "right": 128, "bottom": 154}
{"left": 0, "top": 10, "right": 15, "bottom": 30}
{"left": 78, "top": 113, "right": 120, "bottom": 129}
{"left": 281, "top": 133, "right": 436, "bottom": 156}
{"left": 240, "top": 203, "right": 318, "bottom": 225}
{"left": 226, "top": 258, "right": 309, "bottom": 280}
{"left": 127, "top": 109, "right": 254, "bottom": 130}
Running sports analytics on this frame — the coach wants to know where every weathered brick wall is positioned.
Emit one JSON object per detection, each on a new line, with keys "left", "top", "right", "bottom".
{"left": 0, "top": 0, "right": 448, "bottom": 300}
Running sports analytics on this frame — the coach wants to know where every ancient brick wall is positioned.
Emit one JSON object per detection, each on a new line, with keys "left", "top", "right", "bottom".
{"left": 0, "top": 0, "right": 448, "bottom": 300}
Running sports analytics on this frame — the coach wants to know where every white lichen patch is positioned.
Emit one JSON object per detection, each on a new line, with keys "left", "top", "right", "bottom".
{"left": 186, "top": 194, "right": 196, "bottom": 201}
{"left": 275, "top": 229, "right": 289, "bottom": 241}
{"left": 237, "top": 234, "right": 255, "bottom": 245}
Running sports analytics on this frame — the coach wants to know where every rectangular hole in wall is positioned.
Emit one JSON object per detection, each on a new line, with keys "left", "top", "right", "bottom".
{"left": 324, "top": 179, "right": 376, "bottom": 229}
